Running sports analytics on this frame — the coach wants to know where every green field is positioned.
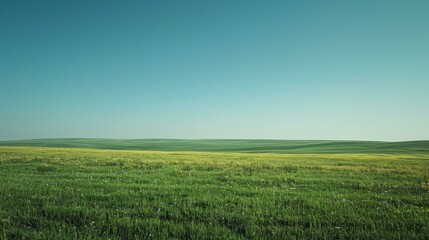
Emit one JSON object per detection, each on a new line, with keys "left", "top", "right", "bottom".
{"left": 1, "top": 138, "right": 428, "bottom": 154}
{"left": 0, "top": 140, "right": 428, "bottom": 239}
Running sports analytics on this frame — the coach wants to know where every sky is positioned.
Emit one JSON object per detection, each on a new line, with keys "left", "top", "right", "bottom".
{"left": 1, "top": 0, "right": 428, "bottom": 141}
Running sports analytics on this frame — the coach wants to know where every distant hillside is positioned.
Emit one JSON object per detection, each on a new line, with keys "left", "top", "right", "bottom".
{"left": 0, "top": 138, "right": 428, "bottom": 154}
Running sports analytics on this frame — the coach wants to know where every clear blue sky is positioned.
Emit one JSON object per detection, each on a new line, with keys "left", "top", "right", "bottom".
{"left": 1, "top": 0, "right": 428, "bottom": 141}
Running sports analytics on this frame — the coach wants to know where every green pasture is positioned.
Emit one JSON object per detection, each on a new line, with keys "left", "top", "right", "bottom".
{"left": 0, "top": 138, "right": 428, "bottom": 154}
{"left": 0, "top": 146, "right": 428, "bottom": 239}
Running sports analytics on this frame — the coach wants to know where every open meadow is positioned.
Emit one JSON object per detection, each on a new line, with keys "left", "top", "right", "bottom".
{"left": 3, "top": 0, "right": 429, "bottom": 238}
{"left": 0, "top": 141, "right": 428, "bottom": 239}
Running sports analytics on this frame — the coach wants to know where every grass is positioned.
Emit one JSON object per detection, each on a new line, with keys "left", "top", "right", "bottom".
{"left": 1, "top": 138, "right": 429, "bottom": 154}
{"left": 0, "top": 145, "right": 428, "bottom": 239}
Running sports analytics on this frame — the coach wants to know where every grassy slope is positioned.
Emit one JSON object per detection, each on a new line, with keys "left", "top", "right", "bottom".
{"left": 0, "top": 147, "right": 428, "bottom": 239}
{"left": 0, "top": 138, "right": 428, "bottom": 153}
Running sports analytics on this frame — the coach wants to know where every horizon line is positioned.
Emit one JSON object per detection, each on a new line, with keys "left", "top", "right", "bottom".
{"left": 1, "top": 137, "right": 428, "bottom": 143}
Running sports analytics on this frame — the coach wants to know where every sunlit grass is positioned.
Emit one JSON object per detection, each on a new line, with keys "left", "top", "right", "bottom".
{"left": 0, "top": 147, "right": 428, "bottom": 239}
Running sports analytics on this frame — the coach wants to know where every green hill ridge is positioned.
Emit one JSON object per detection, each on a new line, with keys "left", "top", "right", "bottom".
{"left": 0, "top": 138, "right": 428, "bottom": 154}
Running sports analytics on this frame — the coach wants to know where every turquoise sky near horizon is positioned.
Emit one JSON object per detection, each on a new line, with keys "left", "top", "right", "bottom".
{"left": 1, "top": 0, "right": 428, "bottom": 141}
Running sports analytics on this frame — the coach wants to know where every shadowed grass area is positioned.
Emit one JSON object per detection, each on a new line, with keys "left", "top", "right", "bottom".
{"left": 0, "top": 138, "right": 428, "bottom": 154}
{"left": 0, "top": 146, "right": 428, "bottom": 239}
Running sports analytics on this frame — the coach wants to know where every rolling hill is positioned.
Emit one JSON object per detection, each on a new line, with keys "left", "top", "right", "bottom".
{"left": 0, "top": 138, "right": 428, "bottom": 154}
